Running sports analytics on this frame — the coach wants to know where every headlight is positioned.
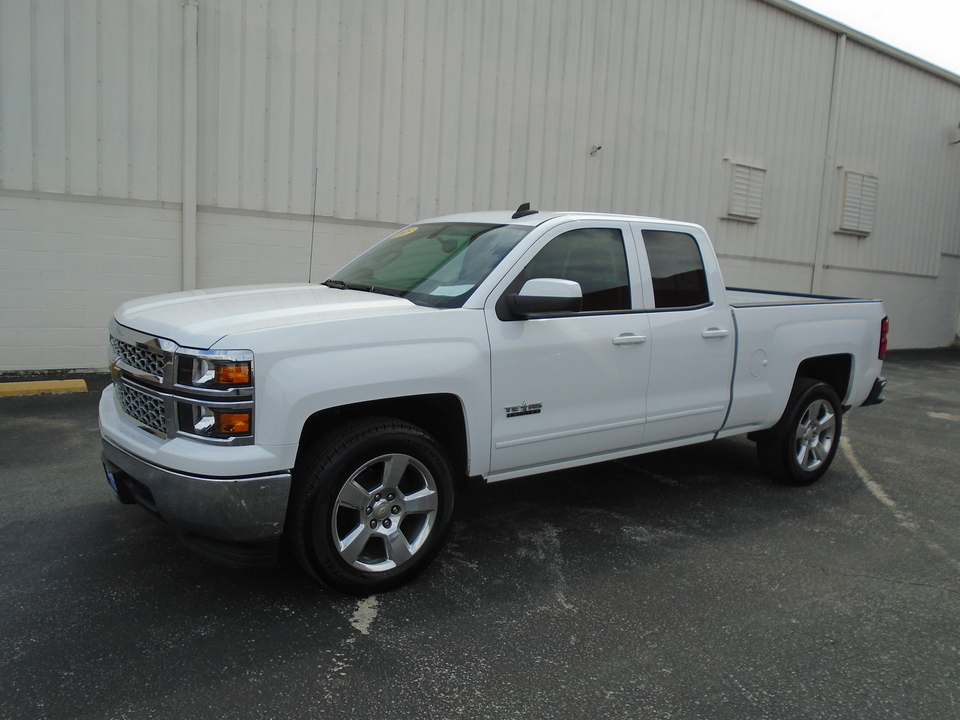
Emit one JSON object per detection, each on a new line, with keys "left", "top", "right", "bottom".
{"left": 173, "top": 348, "right": 255, "bottom": 444}
{"left": 178, "top": 352, "right": 254, "bottom": 390}
{"left": 181, "top": 405, "right": 253, "bottom": 440}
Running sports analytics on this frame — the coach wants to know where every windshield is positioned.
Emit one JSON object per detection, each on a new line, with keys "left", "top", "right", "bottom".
{"left": 327, "top": 223, "right": 532, "bottom": 308}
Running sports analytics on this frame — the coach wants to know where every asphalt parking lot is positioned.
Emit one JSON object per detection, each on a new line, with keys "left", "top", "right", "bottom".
{"left": 1, "top": 350, "right": 958, "bottom": 720}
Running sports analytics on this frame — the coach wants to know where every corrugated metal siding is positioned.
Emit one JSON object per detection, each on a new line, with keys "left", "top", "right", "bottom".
{"left": 191, "top": 0, "right": 848, "bottom": 267}
{"left": 694, "top": 0, "right": 838, "bottom": 266}
{"left": 2, "top": 0, "right": 960, "bottom": 372}
{"left": 5, "top": 0, "right": 956, "bottom": 274}
{"left": 828, "top": 41, "right": 960, "bottom": 275}
{"left": 186, "top": 0, "right": 956, "bottom": 272}
{"left": 0, "top": 0, "right": 183, "bottom": 202}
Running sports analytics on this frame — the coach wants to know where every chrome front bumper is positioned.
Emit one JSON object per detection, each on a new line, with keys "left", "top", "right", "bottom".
{"left": 101, "top": 438, "right": 291, "bottom": 545}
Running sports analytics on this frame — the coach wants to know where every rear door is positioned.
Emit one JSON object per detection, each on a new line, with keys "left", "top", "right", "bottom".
{"left": 637, "top": 228, "right": 735, "bottom": 445}
{"left": 485, "top": 220, "right": 651, "bottom": 475}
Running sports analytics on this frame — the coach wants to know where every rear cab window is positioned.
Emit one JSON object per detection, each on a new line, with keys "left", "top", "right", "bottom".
{"left": 640, "top": 230, "right": 710, "bottom": 309}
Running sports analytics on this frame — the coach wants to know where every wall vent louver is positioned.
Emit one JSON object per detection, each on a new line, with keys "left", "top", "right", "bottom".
{"left": 727, "top": 164, "right": 766, "bottom": 222}
{"left": 839, "top": 171, "right": 879, "bottom": 236}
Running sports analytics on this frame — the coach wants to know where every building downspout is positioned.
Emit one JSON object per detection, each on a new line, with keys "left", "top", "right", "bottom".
{"left": 181, "top": 0, "right": 199, "bottom": 291}
{"left": 811, "top": 33, "right": 847, "bottom": 295}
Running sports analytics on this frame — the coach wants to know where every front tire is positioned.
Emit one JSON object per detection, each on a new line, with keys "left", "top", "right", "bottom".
{"left": 757, "top": 379, "right": 843, "bottom": 486}
{"left": 290, "top": 418, "right": 455, "bottom": 595}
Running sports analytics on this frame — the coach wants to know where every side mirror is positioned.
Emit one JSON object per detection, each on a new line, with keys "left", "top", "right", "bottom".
{"left": 506, "top": 278, "right": 582, "bottom": 318}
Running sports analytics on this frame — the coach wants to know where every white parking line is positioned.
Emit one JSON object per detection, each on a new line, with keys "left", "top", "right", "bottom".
{"left": 840, "top": 438, "right": 912, "bottom": 524}
{"left": 841, "top": 436, "right": 960, "bottom": 573}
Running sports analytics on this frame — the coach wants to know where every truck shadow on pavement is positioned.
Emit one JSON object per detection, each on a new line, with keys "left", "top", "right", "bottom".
{"left": 436, "top": 436, "right": 859, "bottom": 601}
{"left": 4, "top": 432, "right": 861, "bottom": 607}
{"left": 0, "top": 433, "right": 878, "bottom": 719}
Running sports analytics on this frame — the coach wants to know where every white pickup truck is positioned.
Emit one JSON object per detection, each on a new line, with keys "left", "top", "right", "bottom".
{"left": 100, "top": 206, "right": 888, "bottom": 594}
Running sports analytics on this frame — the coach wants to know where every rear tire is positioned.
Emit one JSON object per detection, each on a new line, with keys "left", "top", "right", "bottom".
{"left": 290, "top": 417, "right": 455, "bottom": 595}
{"left": 756, "top": 378, "right": 842, "bottom": 486}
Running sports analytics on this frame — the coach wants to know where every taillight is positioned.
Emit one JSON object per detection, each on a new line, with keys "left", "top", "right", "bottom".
{"left": 879, "top": 316, "right": 889, "bottom": 360}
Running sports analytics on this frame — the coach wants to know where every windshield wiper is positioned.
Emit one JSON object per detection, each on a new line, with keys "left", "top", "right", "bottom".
{"left": 322, "top": 279, "right": 374, "bottom": 292}
{"left": 322, "top": 279, "right": 406, "bottom": 297}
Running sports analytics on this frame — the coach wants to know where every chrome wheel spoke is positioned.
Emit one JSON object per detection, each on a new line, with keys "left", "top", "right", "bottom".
{"left": 338, "top": 524, "right": 374, "bottom": 565}
{"left": 337, "top": 479, "right": 372, "bottom": 510}
{"left": 819, "top": 411, "right": 836, "bottom": 435}
{"left": 381, "top": 454, "right": 411, "bottom": 490}
{"left": 384, "top": 530, "right": 414, "bottom": 566}
{"left": 809, "top": 442, "right": 826, "bottom": 464}
{"left": 402, "top": 488, "right": 439, "bottom": 514}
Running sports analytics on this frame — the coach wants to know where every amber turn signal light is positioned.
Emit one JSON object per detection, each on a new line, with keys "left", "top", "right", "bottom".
{"left": 215, "top": 411, "right": 251, "bottom": 435}
{"left": 215, "top": 363, "right": 251, "bottom": 385}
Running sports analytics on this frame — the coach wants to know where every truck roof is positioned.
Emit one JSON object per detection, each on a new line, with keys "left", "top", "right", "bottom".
{"left": 420, "top": 208, "right": 700, "bottom": 230}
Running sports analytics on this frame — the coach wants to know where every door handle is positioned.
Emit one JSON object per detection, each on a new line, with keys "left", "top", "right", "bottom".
{"left": 613, "top": 334, "right": 647, "bottom": 345}
{"left": 701, "top": 328, "right": 730, "bottom": 339}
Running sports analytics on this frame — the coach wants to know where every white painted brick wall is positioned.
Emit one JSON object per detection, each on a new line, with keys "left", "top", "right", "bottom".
{"left": 0, "top": 194, "right": 398, "bottom": 371}
{"left": 0, "top": 195, "right": 183, "bottom": 371}
{"left": 822, "top": 262, "right": 960, "bottom": 350}
{"left": 196, "top": 210, "right": 396, "bottom": 288}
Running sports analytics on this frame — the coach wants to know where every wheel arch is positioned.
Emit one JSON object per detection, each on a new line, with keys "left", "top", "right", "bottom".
{"left": 795, "top": 353, "right": 852, "bottom": 404}
{"left": 755, "top": 377, "right": 843, "bottom": 485}
{"left": 295, "top": 393, "right": 469, "bottom": 479}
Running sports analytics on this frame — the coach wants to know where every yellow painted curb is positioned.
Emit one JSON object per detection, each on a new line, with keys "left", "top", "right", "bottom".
{"left": 0, "top": 379, "right": 89, "bottom": 397}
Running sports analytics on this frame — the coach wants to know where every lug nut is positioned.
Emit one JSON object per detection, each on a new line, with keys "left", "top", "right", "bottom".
{"left": 370, "top": 520, "right": 378, "bottom": 529}
{"left": 383, "top": 519, "right": 392, "bottom": 528}
{"left": 386, "top": 493, "right": 395, "bottom": 501}
{"left": 374, "top": 493, "right": 381, "bottom": 502}
{"left": 365, "top": 506, "right": 372, "bottom": 515}
{"left": 392, "top": 506, "right": 400, "bottom": 515}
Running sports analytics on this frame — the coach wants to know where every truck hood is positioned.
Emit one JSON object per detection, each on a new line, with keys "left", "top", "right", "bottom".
{"left": 114, "top": 283, "right": 425, "bottom": 349}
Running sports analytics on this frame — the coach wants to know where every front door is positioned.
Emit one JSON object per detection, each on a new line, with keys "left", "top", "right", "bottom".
{"left": 486, "top": 221, "right": 651, "bottom": 475}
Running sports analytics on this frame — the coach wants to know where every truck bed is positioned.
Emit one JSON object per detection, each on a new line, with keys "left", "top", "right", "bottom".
{"left": 726, "top": 287, "right": 881, "bottom": 308}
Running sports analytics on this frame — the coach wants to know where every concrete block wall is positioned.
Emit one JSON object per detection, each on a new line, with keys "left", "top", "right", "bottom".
{"left": 705, "top": 253, "right": 960, "bottom": 349}
{"left": 0, "top": 194, "right": 182, "bottom": 370}
{"left": 0, "top": 193, "right": 397, "bottom": 372}
{"left": 196, "top": 211, "right": 394, "bottom": 289}
{"left": 823, "top": 259, "right": 960, "bottom": 350}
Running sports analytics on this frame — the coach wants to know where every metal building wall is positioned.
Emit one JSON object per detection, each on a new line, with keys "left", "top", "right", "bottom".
{"left": 193, "top": 0, "right": 844, "bottom": 263}
{"left": 190, "top": 0, "right": 960, "bottom": 277}
{"left": 0, "top": 0, "right": 187, "bottom": 370}
{"left": 827, "top": 41, "right": 960, "bottom": 277}
{"left": 0, "top": 0, "right": 184, "bottom": 201}
{"left": 1, "top": 0, "right": 959, "bottom": 371}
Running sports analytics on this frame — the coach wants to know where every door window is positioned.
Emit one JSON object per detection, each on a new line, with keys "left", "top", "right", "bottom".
{"left": 518, "top": 227, "right": 631, "bottom": 312}
{"left": 642, "top": 231, "right": 709, "bottom": 309}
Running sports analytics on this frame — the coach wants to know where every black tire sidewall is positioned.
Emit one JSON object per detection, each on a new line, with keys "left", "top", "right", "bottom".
{"left": 294, "top": 418, "right": 455, "bottom": 594}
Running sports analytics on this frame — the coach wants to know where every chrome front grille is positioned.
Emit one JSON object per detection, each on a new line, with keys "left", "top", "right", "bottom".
{"left": 115, "top": 382, "right": 167, "bottom": 435}
{"left": 108, "top": 319, "right": 255, "bottom": 446}
{"left": 111, "top": 336, "right": 167, "bottom": 378}
{"left": 109, "top": 321, "right": 176, "bottom": 438}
